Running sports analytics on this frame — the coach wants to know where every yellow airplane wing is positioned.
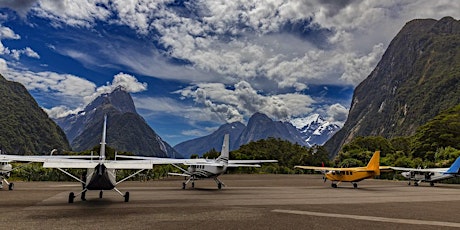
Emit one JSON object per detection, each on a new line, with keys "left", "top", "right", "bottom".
{"left": 294, "top": 166, "right": 366, "bottom": 172}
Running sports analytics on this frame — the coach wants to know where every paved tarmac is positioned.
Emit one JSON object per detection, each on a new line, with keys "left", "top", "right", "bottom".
{"left": 1, "top": 174, "right": 460, "bottom": 229}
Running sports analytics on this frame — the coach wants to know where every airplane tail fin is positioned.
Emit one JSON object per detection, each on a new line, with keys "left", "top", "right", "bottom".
{"left": 365, "top": 151, "right": 380, "bottom": 175}
{"left": 99, "top": 115, "right": 107, "bottom": 160}
{"left": 216, "top": 134, "right": 229, "bottom": 165}
{"left": 445, "top": 156, "right": 460, "bottom": 174}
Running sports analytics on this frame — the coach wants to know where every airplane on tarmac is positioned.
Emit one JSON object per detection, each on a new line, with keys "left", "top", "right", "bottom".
{"left": 119, "top": 134, "right": 278, "bottom": 189}
{"left": 390, "top": 156, "right": 460, "bottom": 186}
{"left": 0, "top": 115, "right": 167, "bottom": 203}
{"left": 295, "top": 151, "right": 385, "bottom": 188}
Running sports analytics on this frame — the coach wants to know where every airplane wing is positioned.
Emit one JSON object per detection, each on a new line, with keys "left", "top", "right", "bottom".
{"left": 115, "top": 155, "right": 210, "bottom": 165}
{"left": 389, "top": 166, "right": 448, "bottom": 173}
{"left": 228, "top": 160, "right": 278, "bottom": 164}
{"left": 295, "top": 166, "right": 376, "bottom": 172}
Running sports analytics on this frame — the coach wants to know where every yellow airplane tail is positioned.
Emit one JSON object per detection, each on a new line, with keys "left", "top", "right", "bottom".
{"left": 365, "top": 151, "right": 380, "bottom": 175}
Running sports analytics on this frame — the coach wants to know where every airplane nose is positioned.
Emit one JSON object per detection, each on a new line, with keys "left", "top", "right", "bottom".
{"left": 401, "top": 172, "right": 409, "bottom": 178}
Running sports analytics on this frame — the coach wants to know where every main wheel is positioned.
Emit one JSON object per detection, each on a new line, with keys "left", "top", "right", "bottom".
{"left": 182, "top": 182, "right": 186, "bottom": 190}
{"left": 81, "top": 191, "right": 86, "bottom": 201}
{"left": 430, "top": 182, "right": 434, "bottom": 187}
{"left": 124, "top": 192, "right": 130, "bottom": 202}
{"left": 331, "top": 183, "right": 337, "bottom": 188}
{"left": 414, "top": 182, "right": 419, "bottom": 186}
{"left": 99, "top": 191, "right": 103, "bottom": 198}
{"left": 217, "top": 183, "right": 222, "bottom": 189}
{"left": 68, "top": 192, "right": 75, "bottom": 203}
{"left": 192, "top": 182, "right": 195, "bottom": 188}
{"left": 8, "top": 183, "right": 14, "bottom": 190}
{"left": 353, "top": 183, "right": 358, "bottom": 189}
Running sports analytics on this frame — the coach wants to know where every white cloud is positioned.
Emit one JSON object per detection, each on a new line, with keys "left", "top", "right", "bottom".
{"left": 176, "top": 81, "right": 315, "bottom": 122}
{"left": 325, "top": 103, "right": 349, "bottom": 125}
{"left": 0, "top": 24, "right": 40, "bottom": 60}
{"left": 2, "top": 61, "right": 147, "bottom": 118}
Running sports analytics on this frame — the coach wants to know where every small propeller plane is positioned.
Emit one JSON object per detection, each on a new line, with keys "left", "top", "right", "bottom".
{"left": 0, "top": 115, "right": 164, "bottom": 203}
{"left": 390, "top": 156, "right": 460, "bottom": 186}
{"left": 295, "top": 151, "right": 384, "bottom": 188}
{"left": 118, "top": 134, "right": 278, "bottom": 189}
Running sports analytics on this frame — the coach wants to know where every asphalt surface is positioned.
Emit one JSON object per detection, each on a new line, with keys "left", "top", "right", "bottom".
{"left": 1, "top": 174, "right": 460, "bottom": 229}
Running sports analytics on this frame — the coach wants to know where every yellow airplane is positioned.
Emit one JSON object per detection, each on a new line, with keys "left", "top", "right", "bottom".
{"left": 295, "top": 151, "right": 385, "bottom": 188}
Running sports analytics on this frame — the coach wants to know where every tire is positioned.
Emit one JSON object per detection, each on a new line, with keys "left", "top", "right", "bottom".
{"left": 81, "top": 191, "right": 86, "bottom": 201}
{"left": 8, "top": 183, "right": 14, "bottom": 190}
{"left": 68, "top": 192, "right": 75, "bottom": 203}
{"left": 353, "top": 183, "right": 358, "bottom": 189}
{"left": 218, "top": 183, "right": 222, "bottom": 189}
{"left": 124, "top": 192, "right": 130, "bottom": 202}
{"left": 182, "top": 182, "right": 186, "bottom": 190}
{"left": 99, "top": 191, "right": 103, "bottom": 198}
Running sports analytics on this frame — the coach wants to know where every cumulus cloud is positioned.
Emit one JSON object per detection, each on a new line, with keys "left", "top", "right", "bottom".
{"left": 176, "top": 81, "right": 315, "bottom": 123}
{"left": 325, "top": 103, "right": 349, "bottom": 125}
{"left": 2, "top": 61, "right": 147, "bottom": 118}
{"left": 0, "top": 24, "right": 40, "bottom": 60}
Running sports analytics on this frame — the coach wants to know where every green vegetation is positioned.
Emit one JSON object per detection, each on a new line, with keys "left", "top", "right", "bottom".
{"left": 0, "top": 74, "right": 70, "bottom": 154}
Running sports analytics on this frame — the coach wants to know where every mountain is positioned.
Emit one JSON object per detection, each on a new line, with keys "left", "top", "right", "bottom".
{"left": 0, "top": 74, "right": 70, "bottom": 154}
{"left": 290, "top": 114, "right": 341, "bottom": 146}
{"left": 236, "top": 112, "right": 307, "bottom": 147}
{"left": 174, "top": 112, "right": 309, "bottom": 158}
{"left": 173, "top": 122, "right": 245, "bottom": 158}
{"left": 55, "top": 87, "right": 180, "bottom": 158}
{"left": 325, "top": 17, "right": 460, "bottom": 157}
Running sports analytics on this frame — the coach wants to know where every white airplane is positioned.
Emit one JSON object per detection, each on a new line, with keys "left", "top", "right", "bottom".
{"left": 390, "top": 156, "right": 460, "bottom": 186}
{"left": 118, "top": 134, "right": 278, "bottom": 189}
{"left": 165, "top": 134, "right": 277, "bottom": 189}
{"left": 0, "top": 115, "right": 165, "bottom": 203}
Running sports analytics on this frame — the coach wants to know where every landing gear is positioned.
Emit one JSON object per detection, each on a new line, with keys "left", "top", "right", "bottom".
{"left": 331, "top": 183, "right": 337, "bottom": 188}
{"left": 182, "top": 182, "right": 186, "bottom": 190}
{"left": 99, "top": 191, "right": 103, "bottom": 198}
{"left": 430, "top": 182, "right": 434, "bottom": 187}
{"left": 8, "top": 183, "right": 14, "bottom": 190}
{"left": 214, "top": 178, "right": 225, "bottom": 189}
{"left": 352, "top": 183, "right": 358, "bottom": 189}
{"left": 81, "top": 191, "right": 86, "bottom": 201}
{"left": 68, "top": 192, "right": 75, "bottom": 203}
{"left": 191, "top": 182, "right": 195, "bottom": 189}
{"left": 124, "top": 192, "right": 130, "bottom": 202}
{"left": 218, "top": 182, "right": 222, "bottom": 189}
{"left": 414, "top": 181, "right": 419, "bottom": 186}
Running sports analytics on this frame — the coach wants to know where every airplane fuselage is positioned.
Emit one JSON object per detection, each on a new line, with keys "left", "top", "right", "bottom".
{"left": 401, "top": 171, "right": 453, "bottom": 183}
{"left": 325, "top": 170, "right": 376, "bottom": 182}
{"left": 85, "top": 163, "right": 116, "bottom": 190}
{"left": 187, "top": 164, "right": 227, "bottom": 179}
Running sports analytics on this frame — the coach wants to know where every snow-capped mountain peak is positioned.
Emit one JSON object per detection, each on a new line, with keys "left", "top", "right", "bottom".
{"left": 289, "top": 114, "right": 341, "bottom": 146}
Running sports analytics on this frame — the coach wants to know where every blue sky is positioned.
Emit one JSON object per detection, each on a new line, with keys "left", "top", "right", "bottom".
{"left": 0, "top": 1, "right": 459, "bottom": 146}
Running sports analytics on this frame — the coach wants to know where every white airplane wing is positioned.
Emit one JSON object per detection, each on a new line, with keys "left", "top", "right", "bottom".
{"left": 390, "top": 166, "right": 448, "bottom": 173}
{"left": 228, "top": 163, "right": 261, "bottom": 167}
{"left": 229, "top": 160, "right": 278, "bottom": 164}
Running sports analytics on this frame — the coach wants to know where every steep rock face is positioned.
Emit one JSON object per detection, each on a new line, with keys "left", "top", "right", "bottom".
{"left": 0, "top": 74, "right": 70, "bottom": 154}
{"left": 56, "top": 87, "right": 180, "bottom": 157}
{"left": 325, "top": 17, "right": 460, "bottom": 157}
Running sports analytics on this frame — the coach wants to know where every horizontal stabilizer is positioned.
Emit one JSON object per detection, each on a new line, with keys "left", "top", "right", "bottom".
{"left": 228, "top": 163, "right": 261, "bottom": 167}
{"left": 168, "top": 172, "right": 190, "bottom": 177}
{"left": 104, "top": 162, "right": 153, "bottom": 169}
{"left": 44, "top": 162, "right": 99, "bottom": 168}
